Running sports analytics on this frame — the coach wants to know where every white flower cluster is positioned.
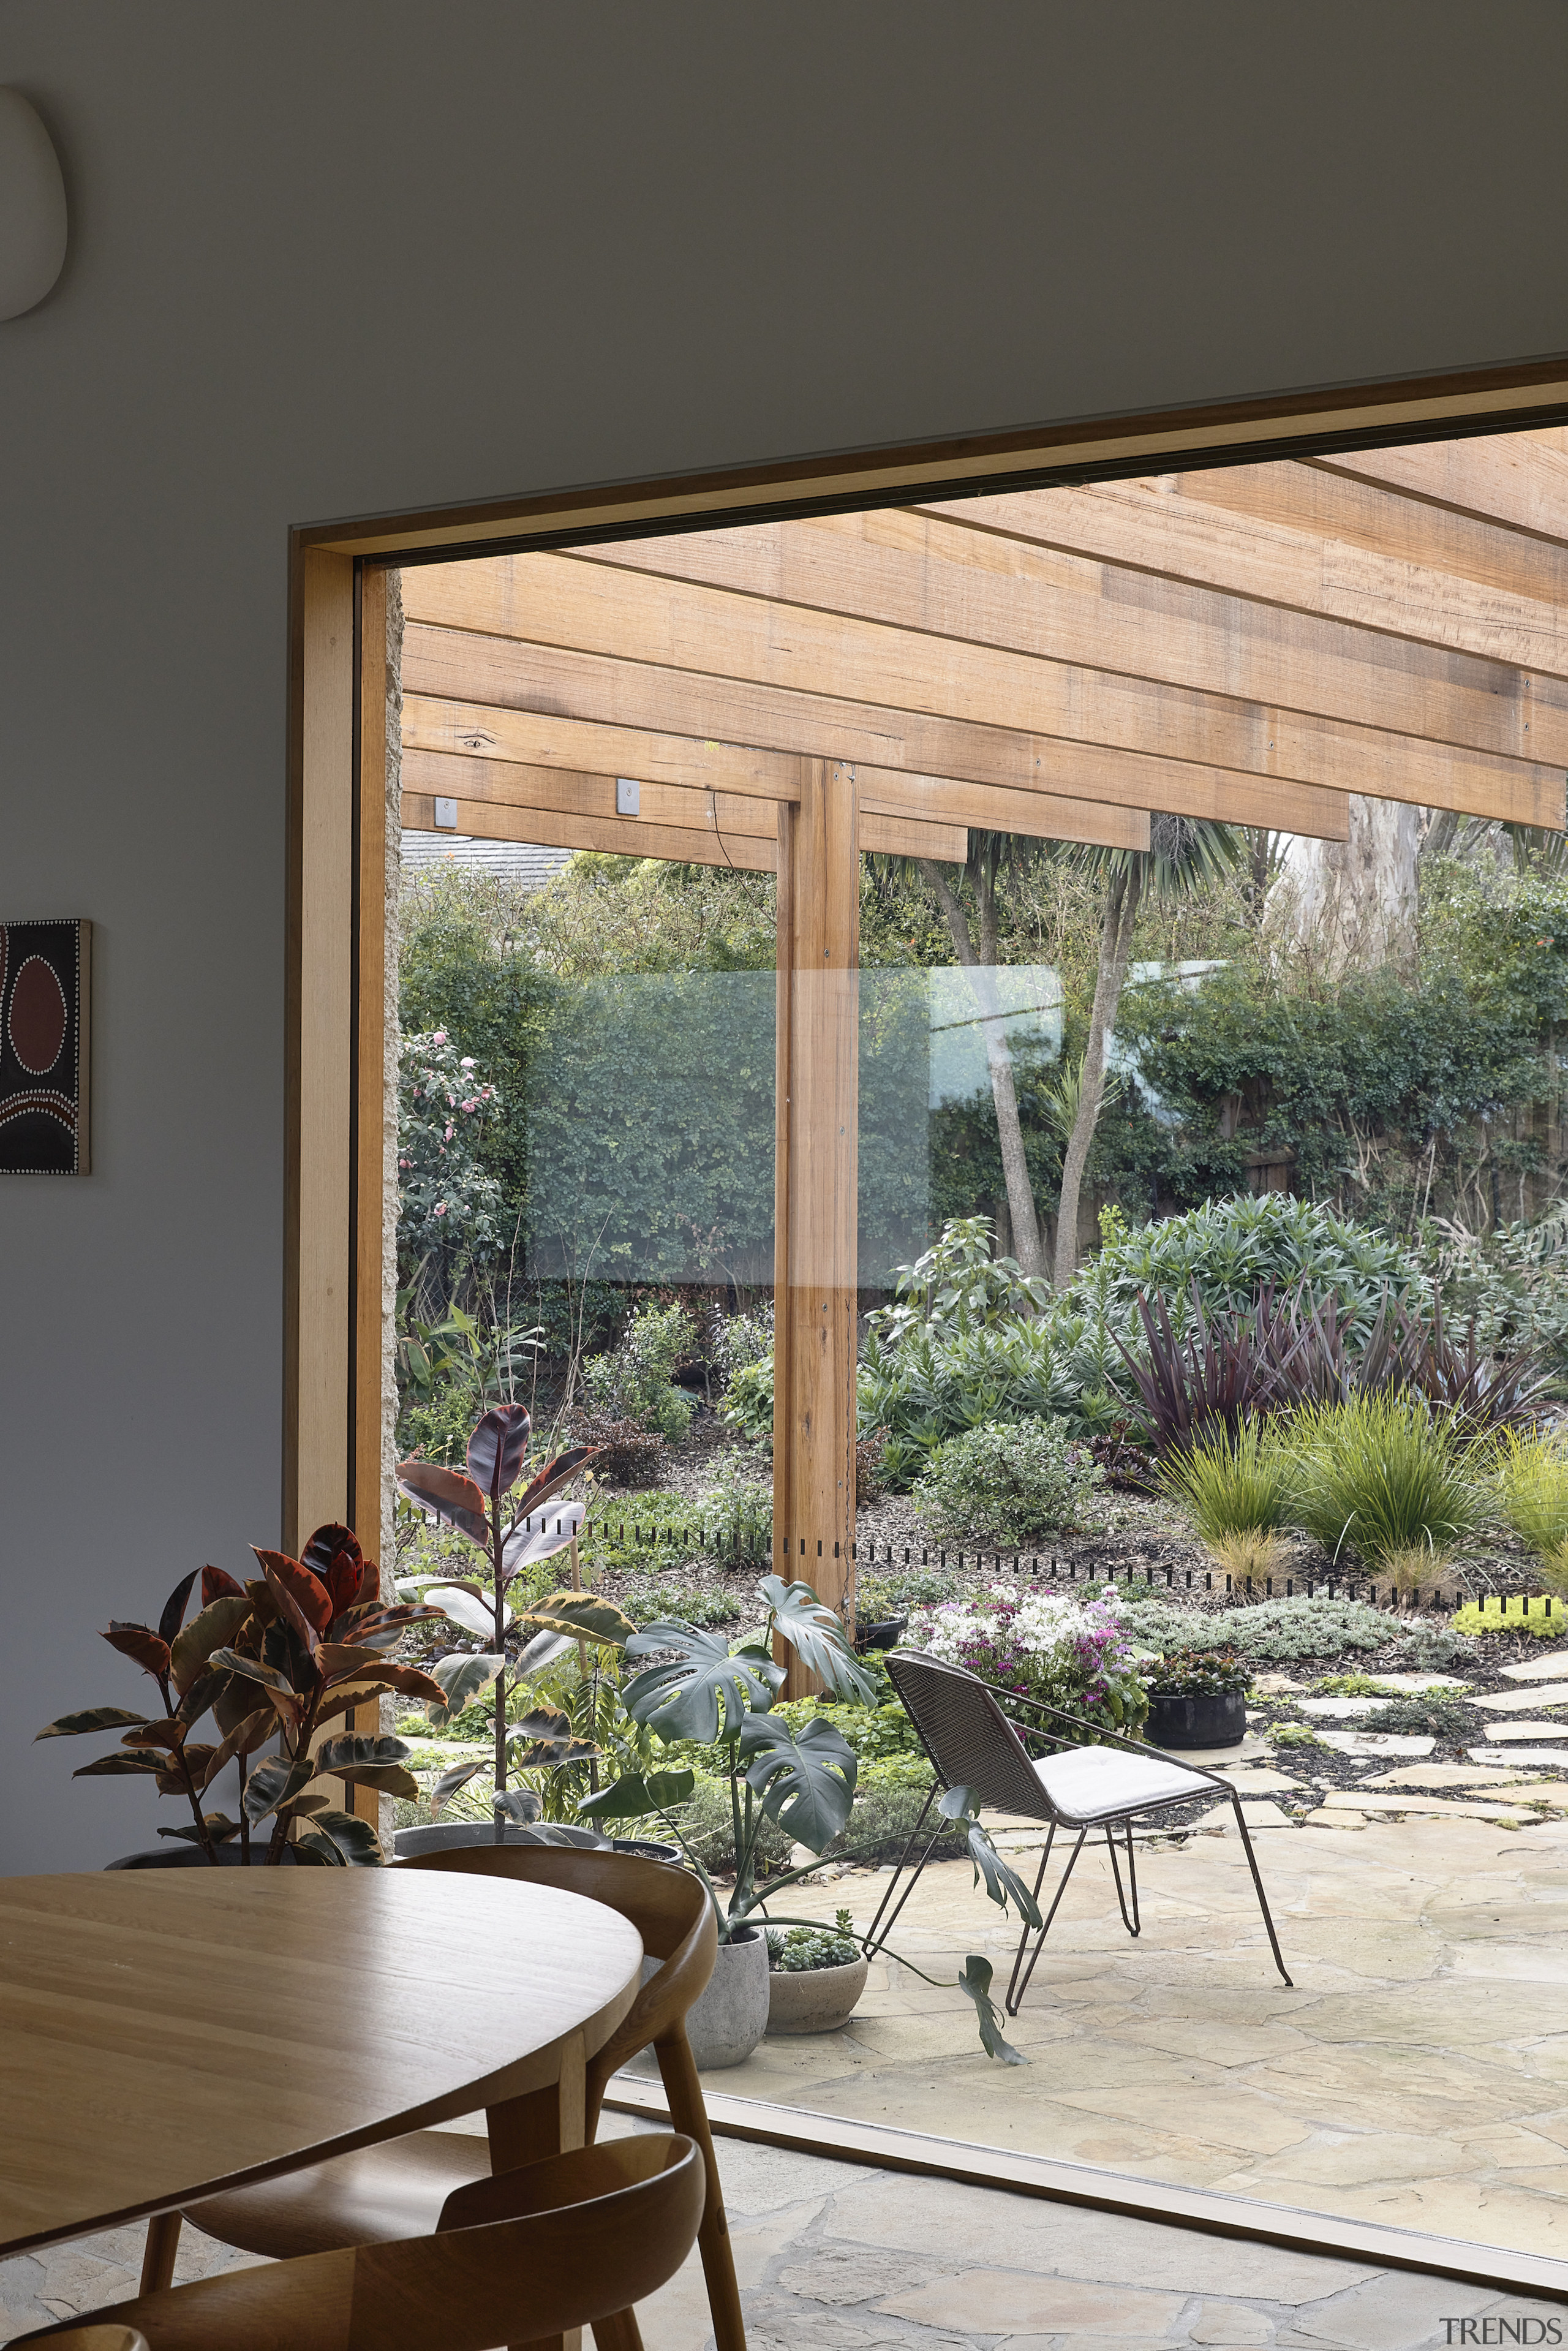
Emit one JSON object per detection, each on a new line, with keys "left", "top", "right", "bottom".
{"left": 911, "top": 1581, "right": 1125, "bottom": 1670}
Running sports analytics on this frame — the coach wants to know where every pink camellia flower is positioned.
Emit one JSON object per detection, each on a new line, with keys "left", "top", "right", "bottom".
{"left": 459, "top": 1056, "right": 476, "bottom": 1070}
{"left": 444, "top": 1122, "right": 454, "bottom": 1141}
{"left": 432, "top": 1030, "right": 447, "bottom": 1045}
{"left": 434, "top": 1202, "right": 447, "bottom": 1217}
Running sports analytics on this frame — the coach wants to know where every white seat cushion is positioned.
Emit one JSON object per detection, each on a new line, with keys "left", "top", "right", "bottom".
{"left": 1034, "top": 1744, "right": 1213, "bottom": 1824}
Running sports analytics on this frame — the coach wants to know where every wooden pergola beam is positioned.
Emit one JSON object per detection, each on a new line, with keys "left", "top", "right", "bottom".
{"left": 403, "top": 702, "right": 1152, "bottom": 850}
{"left": 402, "top": 619, "right": 1357, "bottom": 839}
{"left": 1310, "top": 431, "right": 1568, "bottom": 545}
{"left": 564, "top": 513, "right": 1566, "bottom": 767}
{"left": 920, "top": 478, "right": 1568, "bottom": 694}
{"left": 1164, "top": 456, "right": 1568, "bottom": 614}
{"left": 402, "top": 772, "right": 968, "bottom": 868}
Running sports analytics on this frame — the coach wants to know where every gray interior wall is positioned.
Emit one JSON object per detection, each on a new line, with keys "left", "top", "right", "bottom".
{"left": 4, "top": 0, "right": 1568, "bottom": 1871}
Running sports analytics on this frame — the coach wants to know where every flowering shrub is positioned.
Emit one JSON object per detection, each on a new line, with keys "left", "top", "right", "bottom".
{"left": 1143, "top": 1645, "right": 1250, "bottom": 1699}
{"left": 908, "top": 1582, "right": 1147, "bottom": 1737}
{"left": 398, "top": 1029, "right": 507, "bottom": 1264}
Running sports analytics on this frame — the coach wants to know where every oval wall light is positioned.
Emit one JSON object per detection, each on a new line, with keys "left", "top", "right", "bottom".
{"left": 0, "top": 88, "right": 67, "bottom": 319}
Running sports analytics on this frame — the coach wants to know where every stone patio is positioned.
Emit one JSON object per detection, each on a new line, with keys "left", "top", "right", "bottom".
{"left": 7, "top": 2121, "right": 1562, "bottom": 2351}
{"left": 716, "top": 1808, "right": 1568, "bottom": 2260}
{"left": 4, "top": 2124, "right": 1560, "bottom": 2351}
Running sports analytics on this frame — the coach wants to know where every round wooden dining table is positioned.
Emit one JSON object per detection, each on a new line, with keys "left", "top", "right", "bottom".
{"left": 0, "top": 1867, "right": 644, "bottom": 2257}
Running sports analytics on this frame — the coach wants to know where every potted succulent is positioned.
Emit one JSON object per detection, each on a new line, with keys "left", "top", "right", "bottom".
{"left": 395, "top": 1402, "right": 635, "bottom": 1850}
{"left": 578, "top": 1573, "right": 1044, "bottom": 2067}
{"left": 766, "top": 1909, "right": 870, "bottom": 2035}
{"left": 36, "top": 1524, "right": 445, "bottom": 1864}
{"left": 1144, "top": 1646, "right": 1252, "bottom": 1749}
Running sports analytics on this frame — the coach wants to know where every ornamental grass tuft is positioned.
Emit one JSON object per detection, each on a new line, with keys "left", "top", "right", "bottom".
{"left": 1157, "top": 1419, "right": 1296, "bottom": 1575}
{"left": 1287, "top": 1392, "right": 1485, "bottom": 1577}
{"left": 1490, "top": 1428, "right": 1568, "bottom": 1592}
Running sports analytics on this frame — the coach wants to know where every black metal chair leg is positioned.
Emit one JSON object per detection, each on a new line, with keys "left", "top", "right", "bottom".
{"left": 1003, "top": 1824, "right": 1056, "bottom": 2013}
{"left": 1105, "top": 1820, "right": 1140, "bottom": 1938}
{"left": 1006, "top": 1825, "right": 1088, "bottom": 2017}
{"left": 1230, "top": 1792, "right": 1294, "bottom": 1987}
{"left": 860, "top": 1783, "right": 942, "bottom": 1959}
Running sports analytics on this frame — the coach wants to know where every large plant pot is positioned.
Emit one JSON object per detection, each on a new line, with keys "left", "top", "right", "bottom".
{"left": 393, "top": 1821, "right": 609, "bottom": 1859}
{"left": 767, "top": 1954, "right": 869, "bottom": 2035}
{"left": 105, "top": 1843, "right": 301, "bottom": 1868}
{"left": 685, "top": 1925, "right": 770, "bottom": 2070}
{"left": 1146, "top": 1691, "right": 1248, "bottom": 1749}
{"left": 854, "top": 1615, "right": 907, "bottom": 1655}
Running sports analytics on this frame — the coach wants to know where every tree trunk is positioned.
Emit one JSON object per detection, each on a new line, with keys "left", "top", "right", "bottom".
{"left": 1053, "top": 864, "right": 1144, "bottom": 1291}
{"left": 1271, "top": 796, "right": 1420, "bottom": 975}
{"left": 918, "top": 856, "right": 1046, "bottom": 1276}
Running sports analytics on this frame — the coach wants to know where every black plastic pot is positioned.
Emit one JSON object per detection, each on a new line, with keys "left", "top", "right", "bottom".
{"left": 854, "top": 1615, "right": 907, "bottom": 1655}
{"left": 1145, "top": 1690, "right": 1248, "bottom": 1749}
{"left": 105, "top": 1843, "right": 300, "bottom": 1868}
{"left": 393, "top": 1821, "right": 610, "bottom": 1860}
{"left": 611, "top": 1838, "right": 682, "bottom": 1864}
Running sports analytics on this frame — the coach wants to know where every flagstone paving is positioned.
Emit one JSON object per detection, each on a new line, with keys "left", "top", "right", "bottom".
{"left": 715, "top": 1811, "right": 1568, "bottom": 2260}
{"left": 4, "top": 2129, "right": 1558, "bottom": 2351}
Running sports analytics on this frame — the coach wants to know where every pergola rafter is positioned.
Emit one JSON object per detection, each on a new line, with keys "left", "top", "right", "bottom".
{"left": 398, "top": 429, "right": 1567, "bottom": 1670}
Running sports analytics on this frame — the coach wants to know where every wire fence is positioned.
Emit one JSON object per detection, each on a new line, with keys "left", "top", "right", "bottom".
{"left": 571, "top": 1517, "right": 1568, "bottom": 1626}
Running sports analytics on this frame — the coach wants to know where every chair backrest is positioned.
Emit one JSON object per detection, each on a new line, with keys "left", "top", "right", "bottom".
{"left": 885, "top": 1648, "right": 1050, "bottom": 1816}
{"left": 13, "top": 2136, "right": 703, "bottom": 2351}
{"left": 391, "top": 1843, "right": 717, "bottom": 2080}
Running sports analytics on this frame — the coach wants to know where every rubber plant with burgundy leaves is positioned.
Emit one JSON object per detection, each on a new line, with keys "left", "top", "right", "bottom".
{"left": 396, "top": 1402, "right": 633, "bottom": 1825}
{"left": 36, "top": 1527, "right": 448, "bottom": 1863}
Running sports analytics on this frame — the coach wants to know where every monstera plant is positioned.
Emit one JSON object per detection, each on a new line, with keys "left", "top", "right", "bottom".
{"left": 578, "top": 1575, "right": 1044, "bottom": 2061}
{"left": 396, "top": 1402, "right": 633, "bottom": 1825}
{"left": 36, "top": 1524, "right": 446, "bottom": 1863}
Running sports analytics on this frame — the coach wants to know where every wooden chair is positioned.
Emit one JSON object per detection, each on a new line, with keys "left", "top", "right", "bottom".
{"left": 142, "top": 1847, "right": 745, "bottom": 2351}
{"left": 14, "top": 2133, "right": 702, "bottom": 2351}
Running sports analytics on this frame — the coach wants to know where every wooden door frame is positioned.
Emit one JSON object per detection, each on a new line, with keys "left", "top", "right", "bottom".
{"left": 285, "top": 350, "right": 1568, "bottom": 1571}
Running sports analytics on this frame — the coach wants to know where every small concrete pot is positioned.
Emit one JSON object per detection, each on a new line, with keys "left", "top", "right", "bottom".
{"left": 685, "top": 1925, "right": 771, "bottom": 2070}
{"left": 766, "top": 1954, "right": 869, "bottom": 2035}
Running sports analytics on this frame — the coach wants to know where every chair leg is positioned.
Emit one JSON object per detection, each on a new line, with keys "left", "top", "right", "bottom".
{"left": 655, "top": 2026, "right": 747, "bottom": 2351}
{"left": 1006, "top": 1824, "right": 1087, "bottom": 2017}
{"left": 140, "top": 2211, "right": 182, "bottom": 2294}
{"left": 1105, "top": 1820, "right": 1140, "bottom": 1938}
{"left": 1229, "top": 1791, "right": 1294, "bottom": 1987}
{"left": 592, "top": 2313, "right": 646, "bottom": 2351}
{"left": 859, "top": 1783, "right": 943, "bottom": 1959}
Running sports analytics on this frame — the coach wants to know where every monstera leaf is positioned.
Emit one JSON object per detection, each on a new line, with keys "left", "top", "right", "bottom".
{"left": 957, "top": 1953, "right": 1027, "bottom": 2067}
{"left": 467, "top": 1404, "right": 532, "bottom": 1504}
{"left": 622, "top": 1621, "right": 783, "bottom": 1743}
{"left": 395, "top": 1458, "right": 491, "bottom": 1546}
{"left": 761, "top": 1575, "right": 876, "bottom": 1703}
{"left": 939, "top": 1786, "right": 1044, "bottom": 1928}
{"left": 740, "top": 1715, "right": 857, "bottom": 1852}
{"left": 578, "top": 1768, "right": 696, "bottom": 1824}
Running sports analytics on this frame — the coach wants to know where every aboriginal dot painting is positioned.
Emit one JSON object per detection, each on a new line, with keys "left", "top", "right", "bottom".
{"left": 0, "top": 920, "right": 91, "bottom": 1174}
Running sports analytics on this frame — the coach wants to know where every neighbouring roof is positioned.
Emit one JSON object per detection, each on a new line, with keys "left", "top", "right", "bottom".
{"left": 400, "top": 831, "right": 573, "bottom": 891}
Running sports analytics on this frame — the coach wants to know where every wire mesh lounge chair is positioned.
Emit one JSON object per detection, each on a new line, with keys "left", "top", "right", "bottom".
{"left": 867, "top": 1647, "right": 1292, "bottom": 2012}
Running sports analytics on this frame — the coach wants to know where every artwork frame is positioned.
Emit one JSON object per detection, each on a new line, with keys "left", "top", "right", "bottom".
{"left": 0, "top": 918, "right": 91, "bottom": 1175}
